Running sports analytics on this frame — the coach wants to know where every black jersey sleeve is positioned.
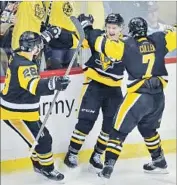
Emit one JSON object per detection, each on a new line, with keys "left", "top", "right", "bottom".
{"left": 149, "top": 31, "right": 176, "bottom": 53}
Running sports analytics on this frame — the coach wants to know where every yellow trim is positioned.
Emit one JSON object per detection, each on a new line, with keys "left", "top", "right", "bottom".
{"left": 95, "top": 36, "right": 103, "bottom": 53}
{"left": 18, "top": 52, "right": 32, "bottom": 61}
{"left": 31, "top": 157, "right": 38, "bottom": 162}
{"left": 109, "top": 140, "right": 121, "bottom": 145}
{"left": 127, "top": 80, "right": 145, "bottom": 93}
{"left": 1, "top": 139, "right": 176, "bottom": 173}
{"left": 9, "top": 120, "right": 35, "bottom": 145}
{"left": 97, "top": 138, "right": 108, "bottom": 146}
{"left": 101, "top": 130, "right": 109, "bottom": 136}
{"left": 158, "top": 77, "right": 168, "bottom": 89}
{"left": 106, "top": 148, "right": 120, "bottom": 156}
{"left": 114, "top": 93, "right": 141, "bottom": 130}
{"left": 145, "top": 134, "right": 159, "bottom": 142}
{"left": 0, "top": 107, "right": 39, "bottom": 121}
{"left": 84, "top": 68, "right": 122, "bottom": 87}
{"left": 137, "top": 38, "right": 147, "bottom": 42}
{"left": 37, "top": 152, "right": 53, "bottom": 159}
{"left": 39, "top": 160, "right": 54, "bottom": 166}
{"left": 72, "top": 34, "right": 79, "bottom": 49}
{"left": 71, "top": 138, "right": 84, "bottom": 145}
{"left": 75, "top": 129, "right": 87, "bottom": 136}
{"left": 147, "top": 145, "right": 160, "bottom": 150}
{"left": 31, "top": 78, "right": 40, "bottom": 95}
{"left": 82, "top": 39, "right": 90, "bottom": 49}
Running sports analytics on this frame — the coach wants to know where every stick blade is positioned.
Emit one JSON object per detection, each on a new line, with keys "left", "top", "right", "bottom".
{"left": 70, "top": 16, "right": 85, "bottom": 42}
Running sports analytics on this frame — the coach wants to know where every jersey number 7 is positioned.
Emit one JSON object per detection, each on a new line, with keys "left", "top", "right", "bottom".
{"left": 142, "top": 53, "right": 155, "bottom": 78}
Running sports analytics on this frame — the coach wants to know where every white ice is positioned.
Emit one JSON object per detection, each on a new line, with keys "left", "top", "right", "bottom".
{"left": 1, "top": 154, "right": 176, "bottom": 185}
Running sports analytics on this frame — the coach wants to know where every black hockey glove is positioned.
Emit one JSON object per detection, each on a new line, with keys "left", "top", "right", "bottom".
{"left": 41, "top": 26, "right": 61, "bottom": 43}
{"left": 144, "top": 77, "right": 162, "bottom": 89}
{"left": 48, "top": 76, "right": 70, "bottom": 91}
{"left": 78, "top": 14, "right": 94, "bottom": 30}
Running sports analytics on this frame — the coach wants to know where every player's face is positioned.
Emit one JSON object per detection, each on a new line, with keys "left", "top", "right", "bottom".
{"left": 32, "top": 41, "right": 44, "bottom": 57}
{"left": 106, "top": 23, "right": 123, "bottom": 41}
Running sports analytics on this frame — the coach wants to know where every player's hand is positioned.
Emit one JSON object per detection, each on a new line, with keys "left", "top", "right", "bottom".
{"left": 78, "top": 14, "right": 94, "bottom": 29}
{"left": 41, "top": 26, "right": 61, "bottom": 43}
{"left": 48, "top": 76, "right": 71, "bottom": 91}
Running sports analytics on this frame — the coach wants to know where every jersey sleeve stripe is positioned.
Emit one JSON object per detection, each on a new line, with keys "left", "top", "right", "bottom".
{"left": 95, "top": 36, "right": 104, "bottom": 53}
{"left": 28, "top": 78, "right": 40, "bottom": 95}
{"left": 0, "top": 98, "right": 39, "bottom": 110}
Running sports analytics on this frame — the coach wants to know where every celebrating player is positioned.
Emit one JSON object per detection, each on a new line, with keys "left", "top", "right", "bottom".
{"left": 91, "top": 17, "right": 176, "bottom": 180}
{"left": 64, "top": 13, "right": 125, "bottom": 172}
{"left": 0, "top": 31, "right": 70, "bottom": 181}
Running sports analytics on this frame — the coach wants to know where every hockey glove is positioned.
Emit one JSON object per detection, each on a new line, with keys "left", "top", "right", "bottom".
{"left": 48, "top": 76, "right": 70, "bottom": 91}
{"left": 144, "top": 77, "right": 162, "bottom": 89}
{"left": 41, "top": 26, "right": 61, "bottom": 43}
{"left": 78, "top": 14, "right": 94, "bottom": 30}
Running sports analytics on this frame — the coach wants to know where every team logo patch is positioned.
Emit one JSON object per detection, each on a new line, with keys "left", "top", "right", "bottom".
{"left": 62, "top": 2, "right": 73, "bottom": 16}
{"left": 95, "top": 53, "right": 121, "bottom": 71}
{"left": 34, "top": 4, "right": 45, "bottom": 20}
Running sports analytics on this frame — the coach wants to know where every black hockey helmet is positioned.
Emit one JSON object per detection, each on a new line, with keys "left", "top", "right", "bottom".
{"left": 105, "top": 13, "right": 124, "bottom": 26}
{"left": 128, "top": 17, "right": 148, "bottom": 37}
{"left": 18, "top": 31, "right": 43, "bottom": 52}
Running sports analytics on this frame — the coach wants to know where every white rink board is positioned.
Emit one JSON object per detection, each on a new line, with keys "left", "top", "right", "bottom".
{"left": 1, "top": 64, "right": 176, "bottom": 161}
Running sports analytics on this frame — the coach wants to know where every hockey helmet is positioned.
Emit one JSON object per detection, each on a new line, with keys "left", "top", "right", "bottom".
{"left": 19, "top": 31, "right": 43, "bottom": 52}
{"left": 128, "top": 17, "right": 148, "bottom": 37}
{"left": 105, "top": 13, "right": 124, "bottom": 26}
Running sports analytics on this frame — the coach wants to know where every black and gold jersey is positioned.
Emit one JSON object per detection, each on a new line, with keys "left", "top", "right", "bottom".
{"left": 0, "top": 53, "right": 53, "bottom": 121}
{"left": 94, "top": 30, "right": 176, "bottom": 92}
{"left": 83, "top": 29, "right": 125, "bottom": 87}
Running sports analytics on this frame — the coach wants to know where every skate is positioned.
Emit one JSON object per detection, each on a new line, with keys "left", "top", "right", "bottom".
{"left": 89, "top": 152, "right": 103, "bottom": 173}
{"left": 41, "top": 168, "right": 64, "bottom": 181}
{"left": 64, "top": 152, "right": 78, "bottom": 168}
{"left": 143, "top": 155, "right": 169, "bottom": 174}
{"left": 98, "top": 165, "right": 113, "bottom": 179}
{"left": 98, "top": 165, "right": 113, "bottom": 185}
{"left": 31, "top": 160, "right": 42, "bottom": 174}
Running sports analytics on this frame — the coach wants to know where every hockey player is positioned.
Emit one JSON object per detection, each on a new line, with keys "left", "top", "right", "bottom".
{"left": 90, "top": 17, "right": 176, "bottom": 180}
{"left": 64, "top": 13, "right": 125, "bottom": 171}
{"left": 0, "top": 30, "right": 70, "bottom": 181}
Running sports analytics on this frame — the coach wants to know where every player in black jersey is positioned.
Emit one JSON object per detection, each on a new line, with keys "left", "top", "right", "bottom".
{"left": 93, "top": 17, "right": 176, "bottom": 180}
{"left": 64, "top": 13, "right": 125, "bottom": 171}
{"left": 0, "top": 31, "right": 70, "bottom": 181}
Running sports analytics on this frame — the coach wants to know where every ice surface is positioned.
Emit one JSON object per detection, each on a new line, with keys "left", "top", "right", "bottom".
{"left": 1, "top": 154, "right": 176, "bottom": 185}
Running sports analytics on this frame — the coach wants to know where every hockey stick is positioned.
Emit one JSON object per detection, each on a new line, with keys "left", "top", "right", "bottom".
{"left": 45, "top": 1, "right": 52, "bottom": 27}
{"left": 29, "top": 16, "right": 85, "bottom": 155}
